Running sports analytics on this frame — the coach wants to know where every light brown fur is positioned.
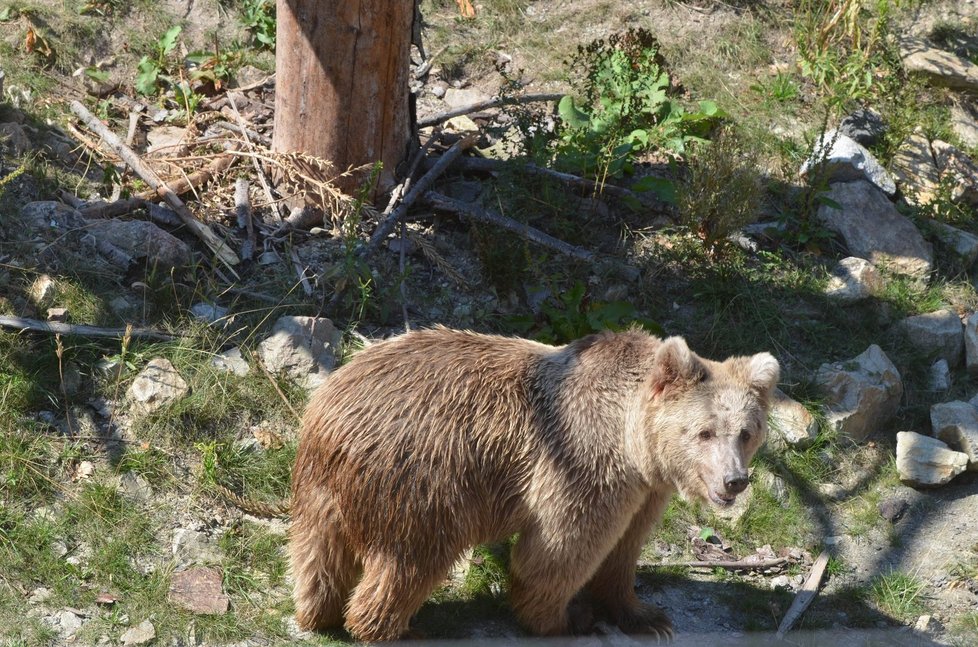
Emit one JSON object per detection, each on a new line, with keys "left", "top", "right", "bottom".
{"left": 289, "top": 326, "right": 779, "bottom": 641}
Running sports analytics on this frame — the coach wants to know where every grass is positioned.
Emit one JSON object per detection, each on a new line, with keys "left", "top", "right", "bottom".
{"left": 869, "top": 570, "right": 929, "bottom": 621}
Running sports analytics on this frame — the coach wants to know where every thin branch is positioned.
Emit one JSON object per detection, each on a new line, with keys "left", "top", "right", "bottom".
{"left": 418, "top": 93, "right": 564, "bottom": 128}
{"left": 644, "top": 557, "right": 790, "bottom": 571}
{"left": 69, "top": 100, "right": 240, "bottom": 271}
{"left": 235, "top": 178, "right": 255, "bottom": 261}
{"left": 776, "top": 550, "right": 830, "bottom": 638}
{"left": 424, "top": 191, "right": 596, "bottom": 262}
{"left": 0, "top": 315, "right": 177, "bottom": 341}
{"left": 363, "top": 134, "right": 478, "bottom": 256}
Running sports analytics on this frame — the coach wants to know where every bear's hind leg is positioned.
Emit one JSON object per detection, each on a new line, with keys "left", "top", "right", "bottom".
{"left": 344, "top": 552, "right": 454, "bottom": 642}
{"left": 290, "top": 505, "right": 358, "bottom": 631}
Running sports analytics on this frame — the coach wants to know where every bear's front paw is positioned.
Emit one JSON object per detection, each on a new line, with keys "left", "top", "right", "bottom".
{"left": 567, "top": 597, "right": 595, "bottom": 635}
{"left": 615, "top": 603, "right": 674, "bottom": 639}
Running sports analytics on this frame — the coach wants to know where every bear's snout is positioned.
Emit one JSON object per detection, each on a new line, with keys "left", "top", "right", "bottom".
{"left": 723, "top": 473, "right": 749, "bottom": 494}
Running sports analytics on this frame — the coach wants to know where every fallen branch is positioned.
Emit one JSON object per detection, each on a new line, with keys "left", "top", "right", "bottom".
{"left": 418, "top": 93, "right": 564, "bottom": 128}
{"left": 645, "top": 557, "right": 790, "bottom": 571}
{"left": 78, "top": 197, "right": 183, "bottom": 228}
{"left": 69, "top": 100, "right": 240, "bottom": 271}
{"left": 363, "top": 134, "right": 477, "bottom": 256}
{"left": 0, "top": 315, "right": 177, "bottom": 341}
{"left": 776, "top": 550, "right": 830, "bottom": 638}
{"left": 234, "top": 178, "right": 255, "bottom": 261}
{"left": 136, "top": 144, "right": 241, "bottom": 200}
{"left": 425, "top": 191, "right": 596, "bottom": 262}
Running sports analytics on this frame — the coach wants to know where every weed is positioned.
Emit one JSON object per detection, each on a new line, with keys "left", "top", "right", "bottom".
{"left": 240, "top": 0, "right": 276, "bottom": 50}
{"left": 135, "top": 25, "right": 183, "bottom": 96}
{"left": 677, "top": 127, "right": 761, "bottom": 257}
{"left": 751, "top": 73, "right": 801, "bottom": 106}
{"left": 869, "top": 570, "right": 928, "bottom": 620}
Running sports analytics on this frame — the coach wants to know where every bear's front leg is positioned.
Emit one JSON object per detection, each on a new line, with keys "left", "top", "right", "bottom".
{"left": 587, "top": 491, "right": 674, "bottom": 639}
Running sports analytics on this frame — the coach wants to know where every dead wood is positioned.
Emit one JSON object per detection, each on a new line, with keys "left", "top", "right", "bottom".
{"left": 0, "top": 315, "right": 177, "bottom": 341}
{"left": 645, "top": 557, "right": 790, "bottom": 571}
{"left": 364, "top": 134, "right": 477, "bottom": 256}
{"left": 69, "top": 100, "right": 240, "bottom": 271}
{"left": 776, "top": 550, "right": 830, "bottom": 638}
{"left": 418, "top": 93, "right": 564, "bottom": 128}
{"left": 234, "top": 178, "right": 255, "bottom": 261}
{"left": 425, "top": 191, "right": 596, "bottom": 262}
{"left": 79, "top": 197, "right": 183, "bottom": 228}
{"left": 136, "top": 143, "right": 241, "bottom": 200}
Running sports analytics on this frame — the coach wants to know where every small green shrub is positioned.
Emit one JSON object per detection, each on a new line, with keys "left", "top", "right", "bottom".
{"left": 135, "top": 25, "right": 182, "bottom": 96}
{"left": 241, "top": 0, "right": 276, "bottom": 50}
{"left": 869, "top": 570, "right": 928, "bottom": 620}
{"left": 677, "top": 128, "right": 760, "bottom": 257}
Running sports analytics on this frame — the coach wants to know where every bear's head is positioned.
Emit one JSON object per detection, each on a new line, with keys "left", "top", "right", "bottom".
{"left": 643, "top": 337, "right": 780, "bottom": 508}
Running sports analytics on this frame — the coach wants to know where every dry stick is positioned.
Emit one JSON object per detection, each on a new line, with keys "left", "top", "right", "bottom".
{"left": 0, "top": 315, "right": 177, "bottom": 341}
{"left": 645, "top": 557, "right": 790, "bottom": 571}
{"left": 776, "top": 550, "right": 830, "bottom": 638}
{"left": 234, "top": 178, "right": 255, "bottom": 261}
{"left": 69, "top": 100, "right": 240, "bottom": 271}
{"left": 425, "top": 191, "right": 596, "bottom": 262}
{"left": 136, "top": 145, "right": 241, "bottom": 200}
{"left": 226, "top": 94, "right": 313, "bottom": 296}
{"left": 418, "top": 92, "right": 564, "bottom": 128}
{"left": 414, "top": 44, "right": 448, "bottom": 79}
{"left": 363, "top": 134, "right": 478, "bottom": 256}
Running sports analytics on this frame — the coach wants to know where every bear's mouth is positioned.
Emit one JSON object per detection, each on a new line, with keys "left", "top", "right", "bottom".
{"left": 700, "top": 476, "right": 737, "bottom": 507}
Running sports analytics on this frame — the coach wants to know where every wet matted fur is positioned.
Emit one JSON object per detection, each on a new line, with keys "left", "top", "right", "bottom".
{"left": 289, "top": 326, "right": 779, "bottom": 641}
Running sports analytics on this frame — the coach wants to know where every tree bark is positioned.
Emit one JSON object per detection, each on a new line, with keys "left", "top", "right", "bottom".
{"left": 273, "top": 0, "right": 415, "bottom": 199}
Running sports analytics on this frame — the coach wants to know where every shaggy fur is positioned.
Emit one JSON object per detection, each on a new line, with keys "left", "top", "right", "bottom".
{"left": 289, "top": 327, "right": 779, "bottom": 641}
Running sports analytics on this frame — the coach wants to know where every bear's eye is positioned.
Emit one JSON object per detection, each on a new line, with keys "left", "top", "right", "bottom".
{"left": 740, "top": 429, "right": 751, "bottom": 443}
{"left": 698, "top": 429, "right": 714, "bottom": 441}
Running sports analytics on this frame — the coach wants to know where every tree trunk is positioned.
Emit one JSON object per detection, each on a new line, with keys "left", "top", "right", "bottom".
{"left": 273, "top": 0, "right": 415, "bottom": 199}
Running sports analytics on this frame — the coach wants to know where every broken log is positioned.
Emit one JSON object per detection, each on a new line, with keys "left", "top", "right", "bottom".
{"left": 776, "top": 550, "right": 830, "bottom": 638}
{"left": 0, "top": 315, "right": 177, "bottom": 341}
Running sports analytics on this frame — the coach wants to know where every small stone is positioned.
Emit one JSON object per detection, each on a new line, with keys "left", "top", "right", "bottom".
{"left": 818, "top": 482, "right": 847, "bottom": 501}
{"left": 258, "top": 316, "right": 342, "bottom": 391}
{"left": 30, "top": 274, "right": 57, "bottom": 304}
{"left": 109, "top": 296, "right": 135, "bottom": 316}
{"left": 127, "top": 358, "right": 189, "bottom": 414}
{"left": 75, "top": 461, "right": 96, "bottom": 480}
{"left": 800, "top": 129, "right": 895, "bottom": 195}
{"left": 117, "top": 472, "right": 153, "bottom": 501}
{"left": 896, "top": 308, "right": 964, "bottom": 368}
{"left": 169, "top": 567, "right": 230, "bottom": 615}
{"left": 914, "top": 614, "right": 940, "bottom": 633}
{"left": 839, "top": 108, "right": 887, "bottom": 147}
{"left": 442, "top": 87, "right": 491, "bottom": 110}
{"left": 824, "top": 257, "right": 882, "bottom": 303}
{"left": 896, "top": 431, "right": 968, "bottom": 487}
{"left": 46, "top": 307, "right": 68, "bottom": 322}
{"left": 120, "top": 619, "right": 156, "bottom": 646}
{"left": 171, "top": 528, "right": 221, "bottom": 569}
{"left": 211, "top": 347, "right": 250, "bottom": 377}
{"left": 878, "top": 496, "right": 909, "bottom": 523}
{"left": 58, "top": 610, "right": 83, "bottom": 636}
{"left": 761, "top": 472, "right": 789, "bottom": 505}
{"left": 770, "top": 575, "right": 791, "bottom": 590}
{"left": 928, "top": 359, "right": 951, "bottom": 392}
{"left": 189, "top": 302, "right": 229, "bottom": 325}
{"left": 28, "top": 587, "right": 53, "bottom": 605}
{"left": 930, "top": 401, "right": 978, "bottom": 471}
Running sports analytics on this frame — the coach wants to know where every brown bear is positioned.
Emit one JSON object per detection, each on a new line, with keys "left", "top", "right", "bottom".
{"left": 289, "top": 326, "right": 779, "bottom": 641}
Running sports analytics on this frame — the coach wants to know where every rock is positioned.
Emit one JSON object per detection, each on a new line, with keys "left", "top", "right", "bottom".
{"left": 109, "top": 296, "right": 136, "bottom": 316}
{"left": 931, "top": 221, "right": 978, "bottom": 268}
{"left": 211, "top": 347, "right": 250, "bottom": 377}
{"left": 28, "top": 587, "right": 53, "bottom": 605}
{"left": 914, "top": 614, "right": 942, "bottom": 634}
{"left": 966, "top": 313, "right": 978, "bottom": 375}
{"left": 171, "top": 528, "right": 221, "bottom": 569}
{"left": 761, "top": 472, "right": 789, "bottom": 505}
{"left": 900, "top": 37, "right": 978, "bottom": 91}
{"left": 169, "top": 567, "right": 230, "bottom": 615}
{"left": 46, "top": 307, "right": 68, "bottom": 322}
{"left": 258, "top": 316, "right": 342, "bottom": 391}
{"left": 0, "top": 122, "right": 31, "bottom": 155}
{"left": 818, "top": 482, "right": 847, "bottom": 501}
{"left": 116, "top": 472, "right": 153, "bottom": 501}
{"left": 768, "top": 389, "right": 819, "bottom": 448}
{"left": 799, "top": 129, "right": 895, "bottom": 195}
{"left": 86, "top": 220, "right": 191, "bottom": 269}
{"left": 75, "top": 460, "right": 96, "bottom": 480}
{"left": 57, "top": 610, "right": 83, "bottom": 636}
{"left": 891, "top": 133, "right": 941, "bottom": 205}
{"left": 896, "top": 308, "right": 963, "bottom": 367}
{"left": 931, "top": 140, "right": 978, "bottom": 208}
{"left": 127, "top": 358, "right": 190, "bottom": 414}
{"left": 146, "top": 125, "right": 187, "bottom": 156}
{"left": 839, "top": 108, "right": 887, "bottom": 147}
{"left": 442, "top": 87, "right": 491, "bottom": 110}
{"left": 878, "top": 495, "right": 909, "bottom": 523}
{"left": 120, "top": 619, "right": 156, "bottom": 646}
{"left": 951, "top": 100, "right": 978, "bottom": 149}
{"left": 189, "top": 302, "right": 229, "bottom": 325}
{"left": 816, "top": 345, "right": 903, "bottom": 442}
{"left": 930, "top": 401, "right": 978, "bottom": 471}
{"left": 928, "top": 359, "right": 951, "bottom": 392}
{"left": 386, "top": 236, "right": 417, "bottom": 256}
{"left": 21, "top": 201, "right": 82, "bottom": 231}
{"left": 814, "top": 180, "right": 932, "bottom": 279}
{"left": 770, "top": 575, "right": 792, "bottom": 590}
{"left": 896, "top": 431, "right": 968, "bottom": 487}
{"left": 824, "top": 257, "right": 882, "bottom": 303}
{"left": 232, "top": 64, "right": 267, "bottom": 88}
{"left": 30, "top": 274, "right": 57, "bottom": 304}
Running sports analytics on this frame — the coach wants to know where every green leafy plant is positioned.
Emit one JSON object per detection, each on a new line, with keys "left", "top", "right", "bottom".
{"left": 241, "top": 0, "right": 276, "bottom": 50}
{"left": 555, "top": 29, "right": 724, "bottom": 182}
{"left": 135, "top": 25, "right": 182, "bottom": 96}
{"left": 508, "top": 281, "right": 663, "bottom": 344}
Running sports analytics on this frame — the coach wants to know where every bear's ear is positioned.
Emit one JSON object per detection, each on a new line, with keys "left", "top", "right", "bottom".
{"left": 747, "top": 352, "right": 780, "bottom": 399}
{"left": 650, "top": 336, "right": 705, "bottom": 400}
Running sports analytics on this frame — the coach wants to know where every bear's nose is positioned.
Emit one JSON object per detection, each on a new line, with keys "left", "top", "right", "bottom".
{"left": 724, "top": 475, "right": 749, "bottom": 494}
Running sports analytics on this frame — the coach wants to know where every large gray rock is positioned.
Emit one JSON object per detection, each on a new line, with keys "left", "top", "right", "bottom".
{"left": 816, "top": 345, "right": 903, "bottom": 442}
{"left": 800, "top": 129, "right": 895, "bottom": 195}
{"left": 127, "top": 358, "right": 189, "bottom": 414}
{"left": 86, "top": 220, "right": 191, "bottom": 269}
{"left": 839, "top": 108, "right": 886, "bottom": 147}
{"left": 896, "top": 431, "right": 968, "bottom": 487}
{"left": 768, "top": 389, "right": 819, "bottom": 449}
{"left": 258, "top": 316, "right": 342, "bottom": 391}
{"left": 931, "top": 221, "right": 978, "bottom": 268}
{"left": 900, "top": 37, "right": 978, "bottom": 91}
{"left": 930, "top": 401, "right": 978, "bottom": 471}
{"left": 891, "top": 133, "right": 941, "bottom": 206}
{"left": 951, "top": 100, "right": 978, "bottom": 149}
{"left": 966, "top": 312, "right": 978, "bottom": 375}
{"left": 824, "top": 256, "right": 882, "bottom": 303}
{"left": 815, "top": 180, "right": 933, "bottom": 279}
{"left": 896, "top": 309, "right": 964, "bottom": 367}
